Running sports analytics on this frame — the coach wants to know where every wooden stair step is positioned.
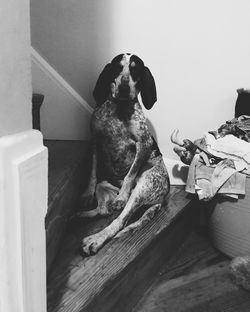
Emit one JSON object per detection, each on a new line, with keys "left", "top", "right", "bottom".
{"left": 44, "top": 140, "right": 91, "bottom": 272}
{"left": 153, "top": 230, "right": 228, "bottom": 282}
{"left": 47, "top": 186, "right": 196, "bottom": 312}
{"left": 134, "top": 260, "right": 250, "bottom": 312}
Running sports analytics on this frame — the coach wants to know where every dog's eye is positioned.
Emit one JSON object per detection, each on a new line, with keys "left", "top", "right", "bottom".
{"left": 112, "top": 63, "right": 123, "bottom": 78}
{"left": 130, "top": 64, "right": 143, "bottom": 81}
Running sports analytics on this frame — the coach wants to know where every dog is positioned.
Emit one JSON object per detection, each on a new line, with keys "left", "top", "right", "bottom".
{"left": 79, "top": 53, "right": 170, "bottom": 255}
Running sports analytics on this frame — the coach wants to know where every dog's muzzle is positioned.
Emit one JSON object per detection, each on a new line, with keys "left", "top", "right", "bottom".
{"left": 118, "top": 84, "right": 130, "bottom": 99}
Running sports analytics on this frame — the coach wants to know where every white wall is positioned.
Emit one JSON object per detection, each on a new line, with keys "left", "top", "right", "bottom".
{"left": 0, "top": 0, "right": 32, "bottom": 137}
{"left": 30, "top": 0, "right": 114, "bottom": 107}
{"left": 111, "top": 0, "right": 250, "bottom": 159}
{"left": 30, "top": 0, "right": 250, "bottom": 158}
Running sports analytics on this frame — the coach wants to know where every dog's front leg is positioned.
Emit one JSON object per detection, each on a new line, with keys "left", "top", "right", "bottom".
{"left": 112, "top": 141, "right": 150, "bottom": 210}
{"left": 81, "top": 159, "right": 167, "bottom": 255}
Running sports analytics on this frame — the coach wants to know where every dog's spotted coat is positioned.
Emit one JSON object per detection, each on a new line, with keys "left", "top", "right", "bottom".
{"left": 79, "top": 54, "right": 170, "bottom": 255}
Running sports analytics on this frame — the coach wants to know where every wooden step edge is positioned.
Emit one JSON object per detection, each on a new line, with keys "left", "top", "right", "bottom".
{"left": 154, "top": 260, "right": 231, "bottom": 292}
{"left": 47, "top": 186, "right": 197, "bottom": 312}
{"left": 134, "top": 261, "right": 239, "bottom": 312}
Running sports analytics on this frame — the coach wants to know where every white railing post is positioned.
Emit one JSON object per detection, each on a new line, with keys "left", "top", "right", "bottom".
{"left": 0, "top": 130, "right": 47, "bottom": 312}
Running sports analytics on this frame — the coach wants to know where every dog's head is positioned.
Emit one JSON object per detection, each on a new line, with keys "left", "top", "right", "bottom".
{"left": 93, "top": 53, "right": 157, "bottom": 109}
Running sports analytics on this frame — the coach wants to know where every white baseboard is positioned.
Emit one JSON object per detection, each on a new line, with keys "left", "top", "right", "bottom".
{"left": 163, "top": 157, "right": 189, "bottom": 185}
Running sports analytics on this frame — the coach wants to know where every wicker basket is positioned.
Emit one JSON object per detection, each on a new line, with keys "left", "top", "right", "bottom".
{"left": 209, "top": 176, "right": 250, "bottom": 258}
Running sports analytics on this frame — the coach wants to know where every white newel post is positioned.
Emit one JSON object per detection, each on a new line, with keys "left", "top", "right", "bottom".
{"left": 0, "top": 130, "right": 48, "bottom": 312}
{"left": 0, "top": 0, "right": 47, "bottom": 309}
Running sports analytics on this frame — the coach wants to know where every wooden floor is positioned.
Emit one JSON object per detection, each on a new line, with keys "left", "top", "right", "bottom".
{"left": 45, "top": 150, "right": 250, "bottom": 312}
{"left": 47, "top": 186, "right": 194, "bottom": 312}
{"left": 44, "top": 140, "right": 91, "bottom": 272}
{"left": 133, "top": 231, "right": 250, "bottom": 312}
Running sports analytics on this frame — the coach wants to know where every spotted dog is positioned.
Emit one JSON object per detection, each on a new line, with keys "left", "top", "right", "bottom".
{"left": 79, "top": 53, "right": 170, "bottom": 255}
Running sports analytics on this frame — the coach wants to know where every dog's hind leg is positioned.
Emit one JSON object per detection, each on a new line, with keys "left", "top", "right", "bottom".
{"left": 77, "top": 181, "right": 119, "bottom": 218}
{"left": 81, "top": 159, "right": 169, "bottom": 255}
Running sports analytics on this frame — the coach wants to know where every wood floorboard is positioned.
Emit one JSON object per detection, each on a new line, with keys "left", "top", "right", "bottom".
{"left": 134, "top": 261, "right": 250, "bottom": 312}
{"left": 47, "top": 186, "right": 194, "bottom": 312}
{"left": 44, "top": 140, "right": 91, "bottom": 272}
{"left": 133, "top": 231, "right": 250, "bottom": 312}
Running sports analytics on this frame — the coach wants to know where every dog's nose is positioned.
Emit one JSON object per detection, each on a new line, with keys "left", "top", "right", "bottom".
{"left": 121, "top": 75, "right": 129, "bottom": 83}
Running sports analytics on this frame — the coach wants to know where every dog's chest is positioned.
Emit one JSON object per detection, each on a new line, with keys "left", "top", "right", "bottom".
{"left": 92, "top": 101, "right": 137, "bottom": 141}
{"left": 92, "top": 101, "right": 141, "bottom": 178}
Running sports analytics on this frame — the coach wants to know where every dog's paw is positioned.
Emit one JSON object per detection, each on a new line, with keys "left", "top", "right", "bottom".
{"left": 110, "top": 193, "right": 128, "bottom": 211}
{"left": 106, "top": 198, "right": 125, "bottom": 212}
{"left": 81, "top": 233, "right": 106, "bottom": 256}
{"left": 107, "top": 199, "right": 126, "bottom": 212}
{"left": 113, "top": 199, "right": 126, "bottom": 211}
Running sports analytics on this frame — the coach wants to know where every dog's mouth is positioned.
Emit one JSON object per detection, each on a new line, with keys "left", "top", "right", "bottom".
{"left": 116, "top": 95, "right": 130, "bottom": 101}
{"left": 116, "top": 84, "right": 130, "bottom": 99}
{"left": 113, "top": 93, "right": 133, "bottom": 103}
{"left": 111, "top": 81, "right": 137, "bottom": 102}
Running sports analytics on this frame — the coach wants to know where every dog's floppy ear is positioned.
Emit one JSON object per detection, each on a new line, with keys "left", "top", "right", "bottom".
{"left": 140, "top": 67, "right": 157, "bottom": 110}
{"left": 93, "top": 63, "right": 112, "bottom": 106}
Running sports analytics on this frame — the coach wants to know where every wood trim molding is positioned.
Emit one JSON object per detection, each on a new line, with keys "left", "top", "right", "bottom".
{"left": 31, "top": 47, "right": 94, "bottom": 115}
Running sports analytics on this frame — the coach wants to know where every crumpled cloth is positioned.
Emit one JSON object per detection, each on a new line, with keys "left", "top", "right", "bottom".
{"left": 205, "top": 132, "right": 250, "bottom": 170}
{"left": 211, "top": 115, "right": 250, "bottom": 142}
{"left": 186, "top": 154, "right": 246, "bottom": 201}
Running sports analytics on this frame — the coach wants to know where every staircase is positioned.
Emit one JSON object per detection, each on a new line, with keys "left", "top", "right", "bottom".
{"left": 46, "top": 164, "right": 196, "bottom": 312}
{"left": 45, "top": 141, "right": 250, "bottom": 312}
{"left": 31, "top": 53, "right": 250, "bottom": 310}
